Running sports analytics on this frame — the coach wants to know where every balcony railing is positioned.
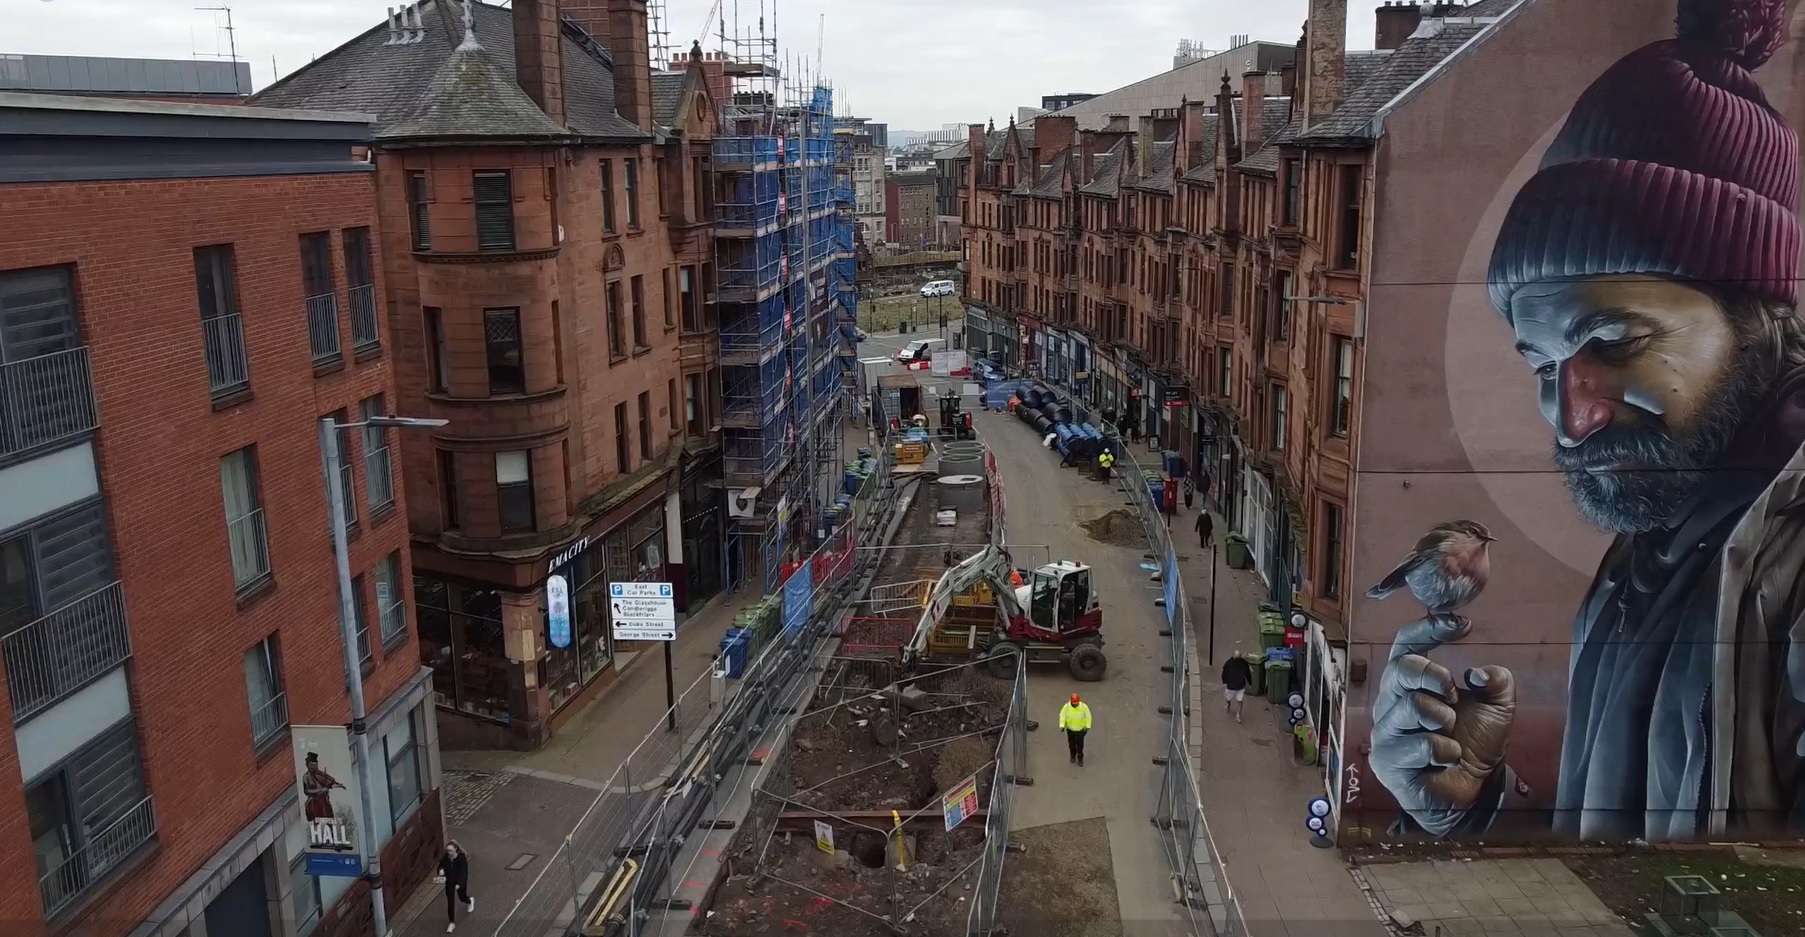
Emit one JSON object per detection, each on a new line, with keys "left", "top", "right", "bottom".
{"left": 202, "top": 313, "right": 249, "bottom": 398}
{"left": 348, "top": 284, "right": 380, "bottom": 352}
{"left": 250, "top": 690, "right": 289, "bottom": 750}
{"left": 39, "top": 795, "right": 157, "bottom": 919}
{"left": 0, "top": 348, "right": 98, "bottom": 461}
{"left": 305, "top": 292, "right": 342, "bottom": 364}
{"left": 2, "top": 581, "right": 132, "bottom": 723}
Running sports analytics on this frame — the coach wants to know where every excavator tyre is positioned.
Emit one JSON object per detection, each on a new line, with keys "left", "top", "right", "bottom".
{"left": 1067, "top": 642, "right": 1107, "bottom": 682}
{"left": 984, "top": 642, "right": 1022, "bottom": 679}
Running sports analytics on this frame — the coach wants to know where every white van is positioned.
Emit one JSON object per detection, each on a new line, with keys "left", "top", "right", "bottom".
{"left": 919, "top": 279, "right": 956, "bottom": 298}
{"left": 896, "top": 338, "right": 943, "bottom": 364}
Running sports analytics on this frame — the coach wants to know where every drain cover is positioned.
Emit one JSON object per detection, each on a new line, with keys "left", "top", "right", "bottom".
{"left": 506, "top": 853, "right": 538, "bottom": 871}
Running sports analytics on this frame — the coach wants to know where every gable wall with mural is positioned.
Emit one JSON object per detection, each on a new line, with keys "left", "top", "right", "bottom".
{"left": 1343, "top": 0, "right": 1805, "bottom": 842}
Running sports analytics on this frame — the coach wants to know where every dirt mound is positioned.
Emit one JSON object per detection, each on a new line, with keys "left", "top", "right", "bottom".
{"left": 1081, "top": 509, "right": 1148, "bottom": 548}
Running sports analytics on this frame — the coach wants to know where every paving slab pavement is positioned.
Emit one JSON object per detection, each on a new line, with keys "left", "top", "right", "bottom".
{"left": 1163, "top": 497, "right": 1388, "bottom": 937}
{"left": 971, "top": 407, "right": 1188, "bottom": 936}
{"left": 395, "top": 771, "right": 605, "bottom": 937}
{"left": 1358, "top": 858, "right": 1634, "bottom": 937}
{"left": 390, "top": 589, "right": 758, "bottom": 936}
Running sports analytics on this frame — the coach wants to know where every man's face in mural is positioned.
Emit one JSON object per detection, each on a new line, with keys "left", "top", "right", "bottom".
{"left": 1509, "top": 275, "right": 1769, "bottom": 533}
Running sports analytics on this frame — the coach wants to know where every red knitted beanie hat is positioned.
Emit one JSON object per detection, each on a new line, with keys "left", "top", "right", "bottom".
{"left": 1487, "top": 0, "right": 1799, "bottom": 317}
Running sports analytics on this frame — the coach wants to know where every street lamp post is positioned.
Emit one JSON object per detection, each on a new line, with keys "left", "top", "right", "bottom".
{"left": 321, "top": 413, "right": 449, "bottom": 937}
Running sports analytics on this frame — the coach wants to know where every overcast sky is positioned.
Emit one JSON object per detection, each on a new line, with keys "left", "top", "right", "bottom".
{"left": 11, "top": 0, "right": 1379, "bottom": 129}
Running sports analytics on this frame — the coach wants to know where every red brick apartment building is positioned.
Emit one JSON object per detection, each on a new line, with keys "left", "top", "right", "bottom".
{"left": 959, "top": 0, "right": 1514, "bottom": 634}
{"left": 0, "top": 94, "right": 441, "bottom": 936}
{"left": 253, "top": 0, "right": 723, "bottom": 749}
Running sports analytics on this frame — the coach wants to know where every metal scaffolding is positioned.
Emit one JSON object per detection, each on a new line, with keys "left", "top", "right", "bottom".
{"left": 712, "top": 2, "right": 859, "bottom": 595}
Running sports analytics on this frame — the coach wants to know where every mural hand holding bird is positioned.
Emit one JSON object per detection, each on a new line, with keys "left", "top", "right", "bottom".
{"left": 1366, "top": 521, "right": 1520, "bottom": 837}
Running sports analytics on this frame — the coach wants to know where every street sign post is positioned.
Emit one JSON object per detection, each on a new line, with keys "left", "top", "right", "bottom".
{"left": 609, "top": 581, "right": 679, "bottom": 730}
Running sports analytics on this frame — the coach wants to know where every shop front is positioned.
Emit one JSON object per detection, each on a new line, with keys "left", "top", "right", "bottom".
{"left": 1298, "top": 617, "right": 1349, "bottom": 829}
{"left": 964, "top": 304, "right": 991, "bottom": 360}
{"left": 680, "top": 452, "right": 723, "bottom": 612}
{"left": 416, "top": 484, "right": 673, "bottom": 748}
{"left": 1041, "top": 326, "right": 1066, "bottom": 386}
{"left": 986, "top": 309, "right": 1014, "bottom": 367}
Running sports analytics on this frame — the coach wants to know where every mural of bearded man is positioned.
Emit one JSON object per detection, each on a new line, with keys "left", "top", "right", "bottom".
{"left": 1369, "top": 0, "right": 1805, "bottom": 841}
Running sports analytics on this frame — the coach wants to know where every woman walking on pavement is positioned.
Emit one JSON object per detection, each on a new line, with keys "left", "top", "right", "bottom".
{"left": 439, "top": 840, "right": 475, "bottom": 932}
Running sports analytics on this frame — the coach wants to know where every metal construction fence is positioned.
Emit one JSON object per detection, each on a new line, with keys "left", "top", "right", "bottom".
{"left": 491, "top": 439, "right": 903, "bottom": 937}
{"left": 728, "top": 654, "right": 1028, "bottom": 937}
{"left": 1112, "top": 432, "right": 1247, "bottom": 937}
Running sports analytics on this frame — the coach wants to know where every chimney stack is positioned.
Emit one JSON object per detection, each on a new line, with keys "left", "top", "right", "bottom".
{"left": 1374, "top": 1, "right": 1422, "bottom": 49}
{"left": 1279, "top": 60, "right": 1297, "bottom": 98}
{"left": 512, "top": 0, "right": 566, "bottom": 123}
{"left": 1215, "top": 73, "right": 1239, "bottom": 164}
{"left": 606, "top": 0, "right": 652, "bottom": 129}
{"left": 1079, "top": 129, "right": 1097, "bottom": 183}
{"left": 1180, "top": 99, "right": 1210, "bottom": 171}
{"left": 1376, "top": 2, "right": 1468, "bottom": 50}
{"left": 1242, "top": 71, "right": 1266, "bottom": 153}
{"left": 1035, "top": 114, "right": 1076, "bottom": 164}
{"left": 1136, "top": 115, "right": 1156, "bottom": 181}
{"left": 1304, "top": 0, "right": 1349, "bottom": 130}
{"left": 1104, "top": 114, "right": 1130, "bottom": 134}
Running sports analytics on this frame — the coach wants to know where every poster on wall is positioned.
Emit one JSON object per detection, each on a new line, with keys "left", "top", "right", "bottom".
{"left": 292, "top": 725, "right": 363, "bottom": 877}
{"left": 547, "top": 574, "right": 571, "bottom": 649}
{"left": 1346, "top": 0, "right": 1805, "bottom": 845}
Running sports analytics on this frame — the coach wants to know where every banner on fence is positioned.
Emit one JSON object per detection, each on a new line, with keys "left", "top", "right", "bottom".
{"left": 783, "top": 562, "right": 813, "bottom": 634}
{"left": 942, "top": 771, "right": 981, "bottom": 831}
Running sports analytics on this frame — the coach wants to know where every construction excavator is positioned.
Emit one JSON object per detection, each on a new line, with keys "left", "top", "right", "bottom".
{"left": 901, "top": 542, "right": 1107, "bottom": 681}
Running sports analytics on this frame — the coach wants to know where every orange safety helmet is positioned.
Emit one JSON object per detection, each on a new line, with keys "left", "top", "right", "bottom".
{"left": 1069, "top": 693, "right": 1081, "bottom": 706}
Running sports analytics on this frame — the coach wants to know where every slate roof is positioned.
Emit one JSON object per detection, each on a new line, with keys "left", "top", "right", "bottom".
{"left": 1131, "top": 140, "right": 1176, "bottom": 192}
{"left": 253, "top": 0, "right": 645, "bottom": 142}
{"left": 1292, "top": 20, "right": 1488, "bottom": 144}
{"left": 1030, "top": 149, "right": 1070, "bottom": 198}
{"left": 1463, "top": 0, "right": 1522, "bottom": 15}
{"left": 984, "top": 126, "right": 1034, "bottom": 160}
{"left": 650, "top": 72, "right": 687, "bottom": 130}
{"left": 1080, "top": 141, "right": 1127, "bottom": 197}
{"left": 934, "top": 140, "right": 969, "bottom": 160}
{"left": 1179, "top": 114, "right": 1221, "bottom": 185}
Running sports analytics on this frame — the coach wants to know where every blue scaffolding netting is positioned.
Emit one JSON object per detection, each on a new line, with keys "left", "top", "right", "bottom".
{"left": 717, "top": 84, "right": 860, "bottom": 593}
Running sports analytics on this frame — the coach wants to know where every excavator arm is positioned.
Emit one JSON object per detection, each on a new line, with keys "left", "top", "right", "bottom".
{"left": 902, "top": 543, "right": 1024, "bottom": 667}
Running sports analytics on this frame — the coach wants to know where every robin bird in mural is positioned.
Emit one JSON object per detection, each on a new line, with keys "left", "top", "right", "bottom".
{"left": 1364, "top": 520, "right": 1496, "bottom": 629}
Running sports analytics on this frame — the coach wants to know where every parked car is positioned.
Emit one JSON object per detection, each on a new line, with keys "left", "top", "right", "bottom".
{"left": 919, "top": 279, "right": 955, "bottom": 298}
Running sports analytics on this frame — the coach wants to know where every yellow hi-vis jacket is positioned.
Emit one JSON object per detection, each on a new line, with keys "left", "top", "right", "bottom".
{"left": 1098, "top": 452, "right": 1116, "bottom": 468}
{"left": 1059, "top": 701, "right": 1093, "bottom": 732}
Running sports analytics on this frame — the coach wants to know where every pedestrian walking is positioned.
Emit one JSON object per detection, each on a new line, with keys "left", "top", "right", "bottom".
{"left": 1183, "top": 475, "right": 1196, "bottom": 510}
{"left": 1059, "top": 693, "right": 1093, "bottom": 765}
{"left": 1221, "top": 653, "right": 1252, "bottom": 724}
{"left": 1195, "top": 510, "right": 1214, "bottom": 550}
{"left": 438, "top": 840, "right": 475, "bottom": 932}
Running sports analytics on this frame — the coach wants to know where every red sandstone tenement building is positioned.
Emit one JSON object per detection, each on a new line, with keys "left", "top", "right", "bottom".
{"left": 960, "top": 0, "right": 1515, "bottom": 638}
{"left": 0, "top": 94, "right": 440, "bottom": 936}
{"left": 255, "top": 0, "right": 723, "bottom": 749}
{"left": 960, "top": 0, "right": 1805, "bottom": 844}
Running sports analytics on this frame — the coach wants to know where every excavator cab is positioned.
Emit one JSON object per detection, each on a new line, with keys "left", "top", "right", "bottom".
{"left": 1026, "top": 563, "right": 1094, "bottom": 635}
